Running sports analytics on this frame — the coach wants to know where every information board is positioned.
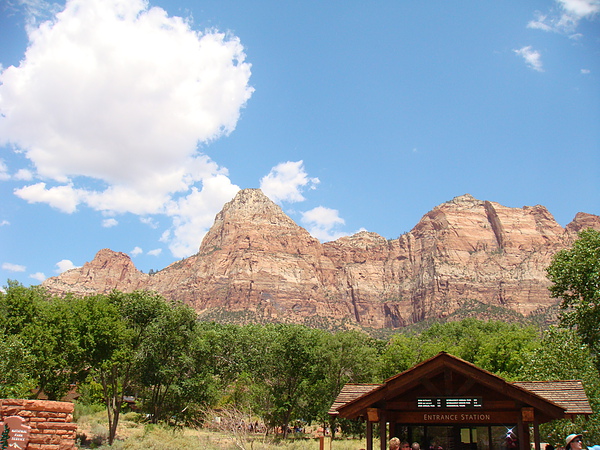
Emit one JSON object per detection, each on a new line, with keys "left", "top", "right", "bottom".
{"left": 417, "top": 397, "right": 483, "bottom": 409}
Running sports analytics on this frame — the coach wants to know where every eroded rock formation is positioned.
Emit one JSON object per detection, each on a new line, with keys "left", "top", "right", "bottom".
{"left": 43, "top": 190, "right": 600, "bottom": 329}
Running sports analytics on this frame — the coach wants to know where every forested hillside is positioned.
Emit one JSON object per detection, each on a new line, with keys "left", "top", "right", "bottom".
{"left": 1, "top": 283, "right": 599, "bottom": 446}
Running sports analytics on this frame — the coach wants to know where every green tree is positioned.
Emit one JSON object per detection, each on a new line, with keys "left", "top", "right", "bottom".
{"left": 24, "top": 296, "right": 86, "bottom": 399}
{"left": 518, "top": 327, "right": 600, "bottom": 445}
{"left": 415, "top": 319, "right": 539, "bottom": 379}
{"left": 418, "top": 319, "right": 490, "bottom": 361}
{"left": 547, "top": 228, "right": 600, "bottom": 372}
{"left": 136, "top": 300, "right": 215, "bottom": 424}
{"left": 0, "top": 280, "right": 46, "bottom": 335}
{"left": 378, "top": 332, "right": 419, "bottom": 380}
{"left": 82, "top": 290, "right": 168, "bottom": 445}
{"left": 0, "top": 282, "right": 85, "bottom": 399}
{"left": 379, "top": 320, "right": 540, "bottom": 381}
{"left": 203, "top": 323, "right": 275, "bottom": 416}
{"left": 473, "top": 323, "right": 540, "bottom": 380}
{"left": 253, "top": 324, "right": 321, "bottom": 438}
{"left": 311, "top": 330, "right": 380, "bottom": 437}
{"left": 0, "top": 333, "right": 34, "bottom": 398}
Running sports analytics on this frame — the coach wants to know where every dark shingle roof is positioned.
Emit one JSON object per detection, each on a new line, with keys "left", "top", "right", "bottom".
{"left": 328, "top": 383, "right": 382, "bottom": 415}
{"left": 329, "top": 380, "right": 593, "bottom": 418}
{"left": 513, "top": 380, "right": 593, "bottom": 416}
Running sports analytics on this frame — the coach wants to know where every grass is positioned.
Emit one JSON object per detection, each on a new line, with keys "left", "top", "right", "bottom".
{"left": 75, "top": 405, "right": 374, "bottom": 450}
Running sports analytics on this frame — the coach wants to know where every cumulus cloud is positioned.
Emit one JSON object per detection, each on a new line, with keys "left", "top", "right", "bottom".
{"left": 301, "top": 206, "right": 348, "bottom": 242}
{"left": 56, "top": 259, "right": 78, "bottom": 273}
{"left": 2, "top": 262, "right": 26, "bottom": 272}
{"left": 0, "top": 220, "right": 9, "bottom": 226}
{"left": 130, "top": 247, "right": 143, "bottom": 257}
{"left": 14, "top": 169, "right": 34, "bottom": 181}
{"left": 528, "top": 0, "right": 599, "bottom": 34}
{"left": 260, "top": 161, "right": 320, "bottom": 204}
{"left": 0, "top": 160, "right": 10, "bottom": 181}
{"left": 559, "top": 0, "right": 600, "bottom": 17}
{"left": 0, "top": 159, "right": 34, "bottom": 181}
{"left": 102, "top": 218, "right": 118, "bottom": 228}
{"left": 29, "top": 272, "right": 46, "bottom": 282}
{"left": 514, "top": 46, "right": 544, "bottom": 72}
{"left": 0, "top": 0, "right": 253, "bottom": 257}
{"left": 163, "top": 174, "right": 239, "bottom": 257}
{"left": 140, "top": 217, "right": 159, "bottom": 229}
{"left": 15, "top": 182, "right": 82, "bottom": 213}
{"left": 148, "top": 248, "right": 162, "bottom": 256}
{"left": 15, "top": 0, "right": 62, "bottom": 32}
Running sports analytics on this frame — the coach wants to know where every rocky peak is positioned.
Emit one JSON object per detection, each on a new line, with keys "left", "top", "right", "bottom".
{"left": 212, "top": 189, "right": 293, "bottom": 224}
{"left": 445, "top": 193, "right": 482, "bottom": 206}
{"left": 42, "top": 193, "right": 600, "bottom": 330}
{"left": 199, "top": 188, "right": 319, "bottom": 254}
{"left": 43, "top": 248, "right": 147, "bottom": 296}
{"left": 566, "top": 212, "right": 600, "bottom": 234}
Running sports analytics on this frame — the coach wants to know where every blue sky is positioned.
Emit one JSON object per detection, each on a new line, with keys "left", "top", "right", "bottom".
{"left": 1, "top": 0, "right": 599, "bottom": 286}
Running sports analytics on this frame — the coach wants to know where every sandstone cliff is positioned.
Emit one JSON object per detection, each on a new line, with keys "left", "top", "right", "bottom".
{"left": 42, "top": 190, "right": 600, "bottom": 329}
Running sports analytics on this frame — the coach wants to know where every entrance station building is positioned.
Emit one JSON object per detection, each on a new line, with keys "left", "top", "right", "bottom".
{"left": 329, "top": 353, "right": 592, "bottom": 450}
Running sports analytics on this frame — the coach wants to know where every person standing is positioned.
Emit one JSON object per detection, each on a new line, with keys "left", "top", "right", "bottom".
{"left": 565, "top": 434, "right": 584, "bottom": 450}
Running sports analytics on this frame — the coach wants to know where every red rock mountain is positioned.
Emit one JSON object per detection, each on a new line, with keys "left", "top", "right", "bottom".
{"left": 42, "top": 190, "right": 600, "bottom": 329}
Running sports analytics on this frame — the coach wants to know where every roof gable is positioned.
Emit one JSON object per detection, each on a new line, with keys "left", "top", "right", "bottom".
{"left": 333, "top": 352, "right": 566, "bottom": 422}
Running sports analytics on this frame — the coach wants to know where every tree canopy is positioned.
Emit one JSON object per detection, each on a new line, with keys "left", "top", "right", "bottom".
{"left": 1, "top": 278, "right": 599, "bottom": 444}
{"left": 547, "top": 228, "right": 600, "bottom": 372}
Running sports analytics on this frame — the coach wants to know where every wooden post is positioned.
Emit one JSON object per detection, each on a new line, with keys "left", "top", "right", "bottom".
{"left": 380, "top": 414, "right": 387, "bottom": 450}
{"left": 389, "top": 419, "right": 397, "bottom": 443}
{"left": 367, "top": 420, "right": 373, "bottom": 450}
{"left": 518, "top": 416, "right": 530, "bottom": 450}
{"left": 521, "top": 407, "right": 535, "bottom": 450}
{"left": 533, "top": 420, "right": 541, "bottom": 450}
{"left": 319, "top": 435, "right": 331, "bottom": 450}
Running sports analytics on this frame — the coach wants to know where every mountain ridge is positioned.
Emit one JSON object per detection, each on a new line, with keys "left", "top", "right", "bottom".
{"left": 42, "top": 190, "right": 600, "bottom": 329}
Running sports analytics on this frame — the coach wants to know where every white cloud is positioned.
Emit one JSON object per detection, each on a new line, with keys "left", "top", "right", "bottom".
{"left": 29, "top": 272, "right": 46, "bottom": 282}
{"left": 301, "top": 206, "right": 348, "bottom": 242}
{"left": 581, "top": 68, "right": 591, "bottom": 74}
{"left": 0, "top": 160, "right": 9, "bottom": 181}
{"left": 102, "top": 218, "right": 118, "bottom": 228}
{"left": 148, "top": 248, "right": 162, "bottom": 256}
{"left": 0, "top": 220, "right": 9, "bottom": 226}
{"left": 16, "top": 0, "right": 62, "bottom": 32}
{"left": 528, "top": 0, "right": 599, "bottom": 34}
{"left": 14, "top": 182, "right": 82, "bottom": 213}
{"left": 559, "top": 0, "right": 600, "bottom": 17}
{"left": 260, "top": 161, "right": 320, "bottom": 204}
{"left": 130, "top": 246, "right": 143, "bottom": 257}
{"left": 56, "top": 259, "right": 78, "bottom": 273}
{"left": 0, "top": 0, "right": 253, "bottom": 257}
{"left": 514, "top": 46, "right": 544, "bottom": 72}
{"left": 2, "top": 262, "right": 26, "bottom": 272}
{"left": 14, "top": 169, "right": 34, "bottom": 180}
{"left": 527, "top": 14, "right": 555, "bottom": 32}
{"left": 164, "top": 174, "right": 239, "bottom": 257}
{"left": 0, "top": 161, "right": 32, "bottom": 181}
{"left": 140, "top": 217, "right": 159, "bottom": 229}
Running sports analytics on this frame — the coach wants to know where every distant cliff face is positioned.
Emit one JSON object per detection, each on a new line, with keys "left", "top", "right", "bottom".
{"left": 42, "top": 189, "right": 600, "bottom": 329}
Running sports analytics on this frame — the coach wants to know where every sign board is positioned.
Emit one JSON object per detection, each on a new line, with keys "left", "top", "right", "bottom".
{"left": 392, "top": 410, "right": 519, "bottom": 424}
{"left": 367, "top": 408, "right": 380, "bottom": 422}
{"left": 0, "top": 416, "right": 31, "bottom": 450}
{"left": 417, "top": 397, "right": 483, "bottom": 409}
{"left": 521, "top": 407, "right": 534, "bottom": 422}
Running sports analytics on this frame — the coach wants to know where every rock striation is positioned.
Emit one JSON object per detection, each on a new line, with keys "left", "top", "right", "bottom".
{"left": 43, "top": 190, "right": 600, "bottom": 329}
